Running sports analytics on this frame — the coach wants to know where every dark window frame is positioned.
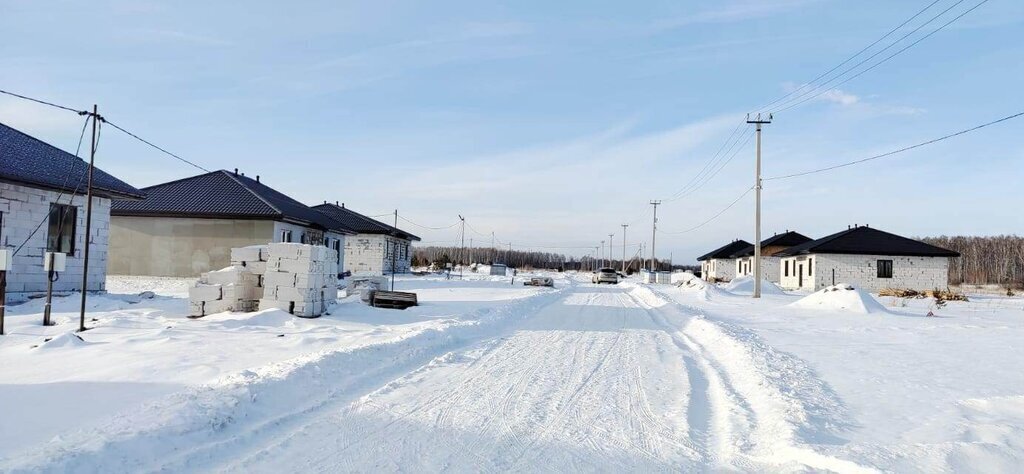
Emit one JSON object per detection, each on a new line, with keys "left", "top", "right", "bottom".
{"left": 281, "top": 229, "right": 293, "bottom": 243}
{"left": 47, "top": 203, "right": 77, "bottom": 254}
{"left": 877, "top": 259, "right": 893, "bottom": 279}
{"left": 784, "top": 260, "right": 789, "bottom": 277}
{"left": 808, "top": 258, "right": 813, "bottom": 276}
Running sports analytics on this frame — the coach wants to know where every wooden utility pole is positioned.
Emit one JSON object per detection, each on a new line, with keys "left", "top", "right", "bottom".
{"left": 746, "top": 113, "right": 772, "bottom": 298}
{"left": 649, "top": 200, "right": 661, "bottom": 271}
{"left": 79, "top": 105, "right": 99, "bottom": 331}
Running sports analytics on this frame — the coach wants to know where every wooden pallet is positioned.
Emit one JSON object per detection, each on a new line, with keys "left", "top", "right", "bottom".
{"left": 371, "top": 290, "right": 418, "bottom": 310}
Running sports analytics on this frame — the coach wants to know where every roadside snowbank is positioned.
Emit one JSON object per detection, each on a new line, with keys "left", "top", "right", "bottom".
{"left": 724, "top": 276, "right": 787, "bottom": 296}
{"left": 789, "top": 284, "right": 890, "bottom": 314}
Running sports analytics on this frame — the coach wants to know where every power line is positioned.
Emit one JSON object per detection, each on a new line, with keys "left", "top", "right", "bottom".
{"left": 754, "top": 0, "right": 945, "bottom": 113}
{"left": 657, "top": 186, "right": 754, "bottom": 235}
{"left": 0, "top": 88, "right": 88, "bottom": 115}
{"left": 765, "top": 110, "right": 1024, "bottom": 181}
{"left": 397, "top": 214, "right": 460, "bottom": 230}
{"left": 13, "top": 114, "right": 94, "bottom": 257}
{"left": 661, "top": 117, "right": 748, "bottom": 201}
{"left": 770, "top": 0, "right": 985, "bottom": 114}
{"left": 664, "top": 128, "right": 755, "bottom": 202}
{"left": 101, "top": 118, "right": 211, "bottom": 173}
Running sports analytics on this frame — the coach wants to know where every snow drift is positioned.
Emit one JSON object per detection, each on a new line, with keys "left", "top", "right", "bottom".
{"left": 725, "top": 276, "right": 787, "bottom": 296}
{"left": 789, "top": 284, "right": 889, "bottom": 314}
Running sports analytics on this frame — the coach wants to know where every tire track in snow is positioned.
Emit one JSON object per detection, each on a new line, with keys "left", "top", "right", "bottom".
{"left": 635, "top": 284, "right": 877, "bottom": 473}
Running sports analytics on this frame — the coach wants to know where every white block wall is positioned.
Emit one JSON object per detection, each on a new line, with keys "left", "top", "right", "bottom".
{"left": 780, "top": 253, "right": 950, "bottom": 292}
{"left": 702, "top": 258, "right": 737, "bottom": 282}
{"left": 736, "top": 256, "right": 782, "bottom": 283}
{"left": 344, "top": 233, "right": 412, "bottom": 276}
{"left": 0, "top": 182, "right": 110, "bottom": 295}
{"left": 779, "top": 256, "right": 818, "bottom": 291}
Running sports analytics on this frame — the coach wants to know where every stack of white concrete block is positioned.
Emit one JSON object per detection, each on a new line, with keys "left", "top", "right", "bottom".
{"left": 259, "top": 243, "right": 339, "bottom": 318}
{"left": 188, "top": 266, "right": 263, "bottom": 316}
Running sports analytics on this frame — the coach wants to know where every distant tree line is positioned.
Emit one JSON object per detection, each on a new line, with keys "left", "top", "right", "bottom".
{"left": 919, "top": 235, "right": 1024, "bottom": 288}
{"left": 412, "top": 246, "right": 697, "bottom": 273}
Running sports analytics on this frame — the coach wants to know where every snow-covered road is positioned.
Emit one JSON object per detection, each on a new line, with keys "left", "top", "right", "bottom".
{"left": 177, "top": 281, "right": 868, "bottom": 473}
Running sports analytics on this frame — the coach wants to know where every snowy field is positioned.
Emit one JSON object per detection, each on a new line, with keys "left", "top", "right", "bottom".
{"left": 1, "top": 271, "right": 1023, "bottom": 472}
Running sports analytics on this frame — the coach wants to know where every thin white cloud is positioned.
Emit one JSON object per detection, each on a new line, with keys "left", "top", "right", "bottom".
{"left": 818, "top": 89, "right": 859, "bottom": 106}
{"left": 652, "top": 0, "right": 819, "bottom": 31}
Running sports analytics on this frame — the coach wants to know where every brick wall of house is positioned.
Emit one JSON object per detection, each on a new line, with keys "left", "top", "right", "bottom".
{"left": 703, "top": 258, "right": 737, "bottom": 282}
{"left": 343, "top": 234, "right": 412, "bottom": 276}
{"left": 1, "top": 182, "right": 110, "bottom": 295}
{"left": 736, "top": 256, "right": 782, "bottom": 283}
{"left": 780, "top": 253, "right": 950, "bottom": 292}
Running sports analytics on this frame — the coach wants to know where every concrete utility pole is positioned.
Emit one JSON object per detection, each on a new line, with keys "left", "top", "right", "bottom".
{"left": 594, "top": 246, "right": 599, "bottom": 271}
{"left": 458, "top": 215, "right": 465, "bottom": 279}
{"left": 599, "top": 241, "right": 604, "bottom": 268}
{"left": 621, "top": 224, "right": 628, "bottom": 273}
{"left": 746, "top": 113, "right": 772, "bottom": 298}
{"left": 608, "top": 234, "right": 614, "bottom": 270}
{"left": 649, "top": 200, "right": 661, "bottom": 272}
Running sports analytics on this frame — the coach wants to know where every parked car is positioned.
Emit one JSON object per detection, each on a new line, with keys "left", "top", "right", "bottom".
{"left": 523, "top": 276, "right": 555, "bottom": 287}
{"left": 592, "top": 268, "right": 619, "bottom": 284}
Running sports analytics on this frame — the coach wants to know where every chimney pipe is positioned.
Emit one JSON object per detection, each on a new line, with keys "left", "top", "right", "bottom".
{"left": 256, "top": 175, "right": 260, "bottom": 182}
{"left": 234, "top": 168, "right": 238, "bottom": 175}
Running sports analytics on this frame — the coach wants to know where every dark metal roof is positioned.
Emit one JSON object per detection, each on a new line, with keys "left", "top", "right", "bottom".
{"left": 0, "top": 121, "right": 145, "bottom": 199}
{"left": 776, "top": 226, "right": 959, "bottom": 257}
{"left": 312, "top": 203, "right": 421, "bottom": 241}
{"left": 696, "top": 239, "right": 752, "bottom": 261}
{"left": 111, "top": 170, "right": 352, "bottom": 233}
{"left": 728, "top": 231, "right": 813, "bottom": 258}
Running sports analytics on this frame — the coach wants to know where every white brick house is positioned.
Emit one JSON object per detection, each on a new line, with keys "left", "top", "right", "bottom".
{"left": 1, "top": 122, "right": 144, "bottom": 297}
{"left": 777, "top": 225, "right": 958, "bottom": 292}
{"left": 732, "top": 231, "right": 813, "bottom": 284}
{"left": 696, "top": 239, "right": 751, "bottom": 282}
{"left": 312, "top": 203, "right": 420, "bottom": 277}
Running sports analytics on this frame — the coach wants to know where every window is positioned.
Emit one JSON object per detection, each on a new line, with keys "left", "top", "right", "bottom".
{"left": 300, "top": 232, "right": 308, "bottom": 244}
{"left": 808, "top": 259, "right": 813, "bottom": 276}
{"left": 47, "top": 204, "right": 77, "bottom": 253}
{"left": 784, "top": 260, "right": 789, "bottom": 277}
{"left": 280, "top": 230, "right": 293, "bottom": 242}
{"left": 877, "top": 259, "right": 893, "bottom": 278}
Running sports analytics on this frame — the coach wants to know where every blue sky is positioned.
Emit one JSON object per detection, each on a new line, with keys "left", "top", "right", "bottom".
{"left": 2, "top": 0, "right": 1022, "bottom": 262}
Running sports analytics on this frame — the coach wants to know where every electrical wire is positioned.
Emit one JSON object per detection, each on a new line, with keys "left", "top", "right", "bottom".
{"left": 662, "top": 117, "right": 748, "bottom": 201}
{"left": 754, "top": 0, "right": 945, "bottom": 113}
{"left": 101, "top": 118, "right": 211, "bottom": 173}
{"left": 0, "top": 88, "right": 88, "bottom": 115}
{"left": 657, "top": 186, "right": 754, "bottom": 235}
{"left": 765, "top": 110, "right": 1024, "bottom": 181}
{"left": 665, "top": 129, "right": 755, "bottom": 203}
{"left": 769, "top": 0, "right": 983, "bottom": 114}
{"left": 396, "top": 214, "right": 460, "bottom": 230}
{"left": 12, "top": 114, "right": 94, "bottom": 256}
{"left": 773, "top": 0, "right": 989, "bottom": 114}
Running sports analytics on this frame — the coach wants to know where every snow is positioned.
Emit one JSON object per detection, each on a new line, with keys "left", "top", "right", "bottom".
{"left": 789, "top": 283, "right": 891, "bottom": 314}
{"left": 724, "top": 275, "right": 788, "bottom": 295}
{"left": 2, "top": 271, "right": 1023, "bottom": 472}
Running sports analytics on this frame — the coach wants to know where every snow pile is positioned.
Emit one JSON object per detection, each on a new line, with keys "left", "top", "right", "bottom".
{"left": 35, "top": 332, "right": 92, "bottom": 350}
{"left": 670, "top": 271, "right": 698, "bottom": 285}
{"left": 725, "top": 276, "right": 787, "bottom": 295}
{"left": 674, "top": 276, "right": 729, "bottom": 300}
{"left": 789, "top": 284, "right": 889, "bottom": 314}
